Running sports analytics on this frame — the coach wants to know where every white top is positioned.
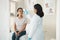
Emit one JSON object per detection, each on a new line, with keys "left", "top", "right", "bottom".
{"left": 14, "top": 17, "right": 27, "bottom": 31}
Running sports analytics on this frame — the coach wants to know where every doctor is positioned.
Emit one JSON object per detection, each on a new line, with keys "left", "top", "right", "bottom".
{"left": 26, "top": 4, "right": 44, "bottom": 40}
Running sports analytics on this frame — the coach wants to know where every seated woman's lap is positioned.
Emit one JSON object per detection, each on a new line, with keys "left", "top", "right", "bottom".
{"left": 12, "top": 31, "right": 26, "bottom": 40}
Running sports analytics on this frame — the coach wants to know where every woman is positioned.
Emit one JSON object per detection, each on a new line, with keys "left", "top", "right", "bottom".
{"left": 26, "top": 4, "right": 44, "bottom": 40}
{"left": 12, "top": 8, "right": 27, "bottom": 40}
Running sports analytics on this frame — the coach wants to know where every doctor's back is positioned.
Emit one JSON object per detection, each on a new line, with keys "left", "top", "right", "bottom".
{"left": 26, "top": 4, "right": 44, "bottom": 40}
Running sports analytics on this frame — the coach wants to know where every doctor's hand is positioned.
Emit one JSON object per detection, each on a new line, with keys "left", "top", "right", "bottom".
{"left": 28, "top": 38, "right": 31, "bottom": 40}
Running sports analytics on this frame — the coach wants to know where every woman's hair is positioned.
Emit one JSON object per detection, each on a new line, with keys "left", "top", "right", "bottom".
{"left": 17, "top": 7, "right": 23, "bottom": 17}
{"left": 17, "top": 7, "right": 23, "bottom": 12}
{"left": 34, "top": 4, "right": 44, "bottom": 17}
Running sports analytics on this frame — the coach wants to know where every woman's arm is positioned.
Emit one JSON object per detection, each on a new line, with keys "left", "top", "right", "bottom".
{"left": 14, "top": 23, "right": 16, "bottom": 33}
{"left": 14, "top": 23, "right": 19, "bottom": 36}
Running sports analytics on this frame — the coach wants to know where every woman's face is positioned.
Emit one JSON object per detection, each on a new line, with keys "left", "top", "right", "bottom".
{"left": 34, "top": 8, "right": 37, "bottom": 14}
{"left": 17, "top": 9, "right": 23, "bottom": 16}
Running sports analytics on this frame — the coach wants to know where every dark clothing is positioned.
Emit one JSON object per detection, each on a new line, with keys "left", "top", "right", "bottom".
{"left": 12, "top": 31, "right": 26, "bottom": 40}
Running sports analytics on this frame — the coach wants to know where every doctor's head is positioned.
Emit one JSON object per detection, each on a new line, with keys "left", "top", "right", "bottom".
{"left": 17, "top": 8, "right": 23, "bottom": 17}
{"left": 34, "top": 4, "right": 44, "bottom": 17}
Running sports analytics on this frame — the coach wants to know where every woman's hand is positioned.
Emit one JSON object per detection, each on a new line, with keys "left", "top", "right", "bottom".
{"left": 15, "top": 31, "right": 19, "bottom": 36}
{"left": 15, "top": 32, "right": 18, "bottom": 36}
{"left": 17, "top": 32, "right": 20, "bottom": 36}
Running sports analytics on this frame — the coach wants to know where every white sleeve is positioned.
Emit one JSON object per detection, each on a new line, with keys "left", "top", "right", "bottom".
{"left": 28, "top": 17, "right": 39, "bottom": 38}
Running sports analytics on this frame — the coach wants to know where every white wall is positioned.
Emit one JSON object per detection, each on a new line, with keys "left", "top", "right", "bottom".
{"left": 10, "top": 1, "right": 16, "bottom": 15}
{"left": 35, "top": 0, "right": 43, "bottom": 6}
{"left": 16, "top": 0, "right": 25, "bottom": 9}
{"left": 56, "top": 0, "right": 60, "bottom": 40}
{"left": 0, "top": 0, "right": 9, "bottom": 40}
{"left": 42, "top": 0, "right": 56, "bottom": 40}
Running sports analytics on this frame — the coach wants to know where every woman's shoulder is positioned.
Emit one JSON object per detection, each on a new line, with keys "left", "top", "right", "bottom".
{"left": 15, "top": 17, "right": 18, "bottom": 19}
{"left": 14, "top": 17, "right": 18, "bottom": 23}
{"left": 14, "top": 17, "right": 18, "bottom": 21}
{"left": 23, "top": 15, "right": 28, "bottom": 20}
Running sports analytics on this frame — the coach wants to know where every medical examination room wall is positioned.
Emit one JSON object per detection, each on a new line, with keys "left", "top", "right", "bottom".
{"left": 43, "top": 0, "right": 56, "bottom": 40}
{"left": 0, "top": 0, "right": 9, "bottom": 40}
{"left": 56, "top": 0, "right": 60, "bottom": 40}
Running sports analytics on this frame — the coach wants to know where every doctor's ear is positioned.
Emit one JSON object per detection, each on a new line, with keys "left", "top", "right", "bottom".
{"left": 34, "top": 8, "right": 37, "bottom": 13}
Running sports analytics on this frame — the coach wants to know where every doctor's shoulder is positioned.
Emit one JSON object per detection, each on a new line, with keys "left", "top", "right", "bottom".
{"left": 33, "top": 14, "right": 43, "bottom": 22}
